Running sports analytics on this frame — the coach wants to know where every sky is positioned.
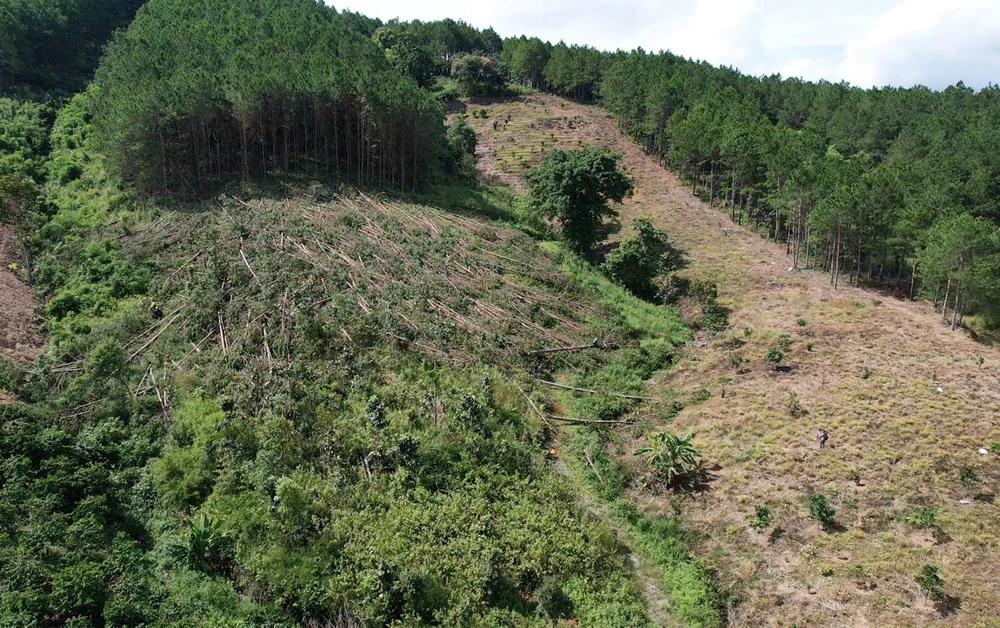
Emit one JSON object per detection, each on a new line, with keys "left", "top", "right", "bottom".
{"left": 337, "top": 0, "right": 1000, "bottom": 90}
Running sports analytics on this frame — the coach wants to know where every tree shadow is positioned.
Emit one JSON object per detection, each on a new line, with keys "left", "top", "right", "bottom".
{"left": 686, "top": 462, "right": 721, "bottom": 495}
{"left": 444, "top": 99, "right": 467, "bottom": 115}
{"left": 821, "top": 520, "right": 849, "bottom": 533}
{"left": 657, "top": 239, "right": 689, "bottom": 273}
{"left": 936, "top": 595, "right": 962, "bottom": 617}
{"left": 591, "top": 221, "right": 624, "bottom": 261}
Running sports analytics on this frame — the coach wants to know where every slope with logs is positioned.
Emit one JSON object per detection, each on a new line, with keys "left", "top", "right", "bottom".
{"left": 467, "top": 93, "right": 1000, "bottom": 626}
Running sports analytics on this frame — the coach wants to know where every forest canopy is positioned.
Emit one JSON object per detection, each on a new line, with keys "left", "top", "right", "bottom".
{"left": 0, "top": 0, "right": 145, "bottom": 94}
{"left": 92, "top": 0, "right": 446, "bottom": 196}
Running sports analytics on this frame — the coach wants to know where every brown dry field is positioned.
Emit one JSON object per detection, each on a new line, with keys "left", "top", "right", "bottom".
{"left": 465, "top": 94, "right": 1000, "bottom": 627}
{"left": 0, "top": 226, "right": 42, "bottom": 366}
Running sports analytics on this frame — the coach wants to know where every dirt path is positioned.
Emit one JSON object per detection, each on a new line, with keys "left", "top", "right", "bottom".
{"left": 468, "top": 94, "right": 1000, "bottom": 626}
{"left": 0, "top": 227, "right": 42, "bottom": 366}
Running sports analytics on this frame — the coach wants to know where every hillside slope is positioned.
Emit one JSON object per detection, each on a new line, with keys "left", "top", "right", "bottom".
{"left": 3, "top": 156, "right": 724, "bottom": 624}
{"left": 0, "top": 226, "right": 41, "bottom": 363}
{"left": 467, "top": 94, "right": 1000, "bottom": 626}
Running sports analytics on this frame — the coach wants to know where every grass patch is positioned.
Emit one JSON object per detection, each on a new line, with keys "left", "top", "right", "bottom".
{"left": 540, "top": 240, "right": 689, "bottom": 346}
{"left": 562, "top": 427, "right": 725, "bottom": 627}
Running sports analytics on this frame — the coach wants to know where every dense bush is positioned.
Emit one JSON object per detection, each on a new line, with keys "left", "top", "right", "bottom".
{"left": 446, "top": 114, "right": 478, "bottom": 176}
{"left": 451, "top": 54, "right": 508, "bottom": 97}
{"left": 0, "top": 99, "right": 52, "bottom": 180}
{"left": 603, "top": 217, "right": 672, "bottom": 301}
{"left": 636, "top": 429, "right": 701, "bottom": 490}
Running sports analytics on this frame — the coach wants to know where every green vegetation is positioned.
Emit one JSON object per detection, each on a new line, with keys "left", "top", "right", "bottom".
{"left": 93, "top": 0, "right": 443, "bottom": 196}
{"left": 0, "top": 99, "right": 51, "bottom": 180}
{"left": 603, "top": 217, "right": 674, "bottom": 301}
{"left": 593, "top": 49, "right": 1000, "bottom": 322}
{"left": 451, "top": 55, "right": 508, "bottom": 97}
{"left": 560, "top": 428, "right": 723, "bottom": 627}
{"left": 490, "top": 36, "right": 1000, "bottom": 327}
{"left": 18, "top": 1, "right": 1000, "bottom": 623}
{"left": 0, "top": 0, "right": 145, "bottom": 94}
{"left": 785, "top": 391, "right": 802, "bottom": 416}
{"left": 803, "top": 493, "right": 837, "bottom": 530}
{"left": 686, "top": 280, "right": 729, "bottom": 333}
{"left": 777, "top": 333, "right": 792, "bottom": 351}
{"left": 635, "top": 430, "right": 701, "bottom": 490}
{"left": 903, "top": 507, "right": 940, "bottom": 531}
{"left": 0, "top": 3, "right": 717, "bottom": 618}
{"left": 916, "top": 565, "right": 946, "bottom": 603}
{"left": 764, "top": 347, "right": 785, "bottom": 365}
{"left": 2, "top": 168, "right": 675, "bottom": 623}
{"left": 748, "top": 505, "right": 772, "bottom": 532}
{"left": 525, "top": 146, "right": 635, "bottom": 255}
{"left": 959, "top": 465, "right": 982, "bottom": 488}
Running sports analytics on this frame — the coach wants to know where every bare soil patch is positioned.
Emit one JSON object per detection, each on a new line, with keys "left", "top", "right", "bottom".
{"left": 0, "top": 226, "right": 42, "bottom": 361}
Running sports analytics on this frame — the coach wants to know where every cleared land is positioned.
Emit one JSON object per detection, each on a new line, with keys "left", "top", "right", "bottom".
{"left": 0, "top": 226, "right": 42, "bottom": 364}
{"left": 466, "top": 94, "right": 1000, "bottom": 627}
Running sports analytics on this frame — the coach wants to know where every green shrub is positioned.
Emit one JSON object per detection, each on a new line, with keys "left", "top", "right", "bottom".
{"left": 657, "top": 273, "right": 690, "bottom": 304}
{"left": 803, "top": 493, "right": 836, "bottom": 530}
{"left": 797, "top": 318, "right": 807, "bottom": 327}
{"left": 785, "top": 391, "right": 802, "bottom": 416}
{"left": 691, "top": 389, "right": 711, "bottom": 403}
{"left": 748, "top": 505, "right": 772, "bottom": 532}
{"left": 904, "top": 506, "right": 939, "bottom": 530}
{"left": 699, "top": 300, "right": 729, "bottom": 334}
{"left": 151, "top": 398, "right": 227, "bottom": 509}
{"left": 959, "top": 465, "right": 982, "bottom": 488}
{"left": 689, "top": 280, "right": 718, "bottom": 302}
{"left": 635, "top": 430, "right": 700, "bottom": 489}
{"left": 777, "top": 333, "right": 792, "bottom": 351}
{"left": 916, "top": 565, "right": 945, "bottom": 602}
{"left": 167, "top": 513, "right": 229, "bottom": 575}
{"left": 764, "top": 348, "right": 784, "bottom": 365}
{"left": 602, "top": 217, "right": 671, "bottom": 301}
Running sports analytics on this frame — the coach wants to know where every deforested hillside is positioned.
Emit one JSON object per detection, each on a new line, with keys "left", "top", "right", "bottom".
{"left": 5, "top": 1, "right": 1000, "bottom": 626}
{"left": 0, "top": 97, "right": 706, "bottom": 624}
{"left": 0, "top": 4, "right": 718, "bottom": 619}
{"left": 465, "top": 92, "right": 1000, "bottom": 626}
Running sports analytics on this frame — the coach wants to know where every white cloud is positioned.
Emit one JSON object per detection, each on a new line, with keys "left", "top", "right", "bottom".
{"left": 662, "top": 0, "right": 762, "bottom": 70}
{"left": 336, "top": 0, "right": 1000, "bottom": 89}
{"left": 834, "top": 0, "right": 1000, "bottom": 88}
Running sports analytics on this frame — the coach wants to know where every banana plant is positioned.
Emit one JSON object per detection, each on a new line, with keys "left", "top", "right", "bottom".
{"left": 635, "top": 429, "right": 700, "bottom": 488}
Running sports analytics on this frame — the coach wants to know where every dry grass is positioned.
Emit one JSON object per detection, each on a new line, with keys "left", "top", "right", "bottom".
{"left": 467, "top": 94, "right": 1000, "bottom": 627}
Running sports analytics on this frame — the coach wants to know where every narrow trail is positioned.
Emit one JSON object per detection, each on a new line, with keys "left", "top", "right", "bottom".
{"left": 468, "top": 94, "right": 1000, "bottom": 626}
